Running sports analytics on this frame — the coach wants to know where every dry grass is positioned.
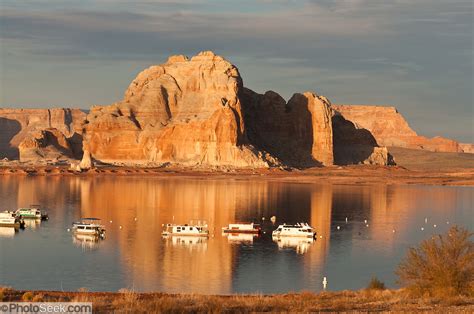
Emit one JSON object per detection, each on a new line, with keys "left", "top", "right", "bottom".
{"left": 1, "top": 289, "right": 473, "bottom": 312}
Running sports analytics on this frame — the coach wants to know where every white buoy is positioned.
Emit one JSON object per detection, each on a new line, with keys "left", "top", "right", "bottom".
{"left": 323, "top": 277, "right": 328, "bottom": 290}
{"left": 337, "top": 226, "right": 340, "bottom": 230}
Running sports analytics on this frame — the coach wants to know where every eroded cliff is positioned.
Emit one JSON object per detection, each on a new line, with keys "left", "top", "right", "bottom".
{"left": 0, "top": 108, "right": 86, "bottom": 161}
{"left": 333, "top": 105, "right": 466, "bottom": 154}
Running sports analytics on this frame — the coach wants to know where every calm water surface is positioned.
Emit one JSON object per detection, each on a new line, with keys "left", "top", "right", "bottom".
{"left": 0, "top": 176, "right": 472, "bottom": 294}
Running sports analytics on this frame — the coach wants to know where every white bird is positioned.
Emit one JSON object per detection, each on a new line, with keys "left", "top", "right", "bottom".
{"left": 109, "top": 220, "right": 113, "bottom": 224}
{"left": 433, "top": 224, "right": 437, "bottom": 228}
{"left": 425, "top": 218, "right": 428, "bottom": 224}
{"left": 366, "top": 224, "right": 369, "bottom": 227}
{"left": 421, "top": 227, "right": 424, "bottom": 231}
{"left": 320, "top": 235, "right": 323, "bottom": 238}
{"left": 345, "top": 217, "right": 348, "bottom": 223}
{"left": 337, "top": 226, "right": 340, "bottom": 230}
{"left": 364, "top": 219, "right": 367, "bottom": 224}
{"left": 67, "top": 228, "right": 70, "bottom": 232}
{"left": 134, "top": 217, "right": 137, "bottom": 221}
{"left": 392, "top": 229, "right": 396, "bottom": 233}
{"left": 119, "top": 226, "right": 123, "bottom": 229}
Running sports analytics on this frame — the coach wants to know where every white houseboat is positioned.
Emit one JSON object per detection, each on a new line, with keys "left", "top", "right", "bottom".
{"left": 16, "top": 205, "right": 48, "bottom": 220}
{"left": 162, "top": 223, "right": 209, "bottom": 237}
{"left": 222, "top": 223, "right": 261, "bottom": 234}
{"left": 72, "top": 218, "right": 106, "bottom": 238}
{"left": 272, "top": 223, "right": 317, "bottom": 239}
{"left": 0, "top": 211, "right": 25, "bottom": 228}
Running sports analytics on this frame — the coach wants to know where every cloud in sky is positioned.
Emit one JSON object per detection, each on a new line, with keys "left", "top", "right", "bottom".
{"left": 0, "top": 0, "right": 472, "bottom": 141}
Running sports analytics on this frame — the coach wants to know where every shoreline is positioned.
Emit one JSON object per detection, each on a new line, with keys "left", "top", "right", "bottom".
{"left": 1, "top": 164, "right": 473, "bottom": 186}
{"left": 1, "top": 288, "right": 473, "bottom": 312}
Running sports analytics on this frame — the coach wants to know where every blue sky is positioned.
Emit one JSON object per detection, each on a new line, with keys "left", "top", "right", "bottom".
{"left": 0, "top": 0, "right": 472, "bottom": 142}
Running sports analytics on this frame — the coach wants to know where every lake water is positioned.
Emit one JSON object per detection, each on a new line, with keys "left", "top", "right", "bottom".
{"left": 0, "top": 176, "right": 472, "bottom": 294}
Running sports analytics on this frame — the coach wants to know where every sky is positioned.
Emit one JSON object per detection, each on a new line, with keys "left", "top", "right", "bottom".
{"left": 0, "top": 0, "right": 472, "bottom": 142}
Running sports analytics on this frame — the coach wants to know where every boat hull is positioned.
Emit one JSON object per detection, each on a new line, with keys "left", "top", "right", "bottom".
{"left": 162, "top": 232, "right": 209, "bottom": 237}
{"left": 222, "top": 229, "right": 260, "bottom": 234}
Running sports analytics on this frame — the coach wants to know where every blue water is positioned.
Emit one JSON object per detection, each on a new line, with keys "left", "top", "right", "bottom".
{"left": 0, "top": 176, "right": 472, "bottom": 294}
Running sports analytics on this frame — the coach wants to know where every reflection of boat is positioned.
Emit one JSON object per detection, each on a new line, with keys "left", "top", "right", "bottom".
{"left": 225, "top": 233, "right": 256, "bottom": 243}
{"left": 273, "top": 237, "right": 315, "bottom": 254}
{"left": 0, "top": 211, "right": 25, "bottom": 228}
{"left": 16, "top": 205, "right": 48, "bottom": 220}
{"left": 72, "top": 234, "right": 102, "bottom": 250}
{"left": 163, "top": 236, "right": 208, "bottom": 252}
{"left": 0, "top": 226, "right": 17, "bottom": 238}
{"left": 272, "top": 223, "right": 317, "bottom": 239}
{"left": 23, "top": 219, "right": 41, "bottom": 229}
{"left": 222, "top": 223, "right": 261, "bottom": 234}
{"left": 162, "top": 223, "right": 209, "bottom": 237}
{"left": 72, "top": 218, "right": 106, "bottom": 238}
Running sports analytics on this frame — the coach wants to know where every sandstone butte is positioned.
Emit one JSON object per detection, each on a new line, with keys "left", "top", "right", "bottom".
{"left": 0, "top": 51, "right": 471, "bottom": 169}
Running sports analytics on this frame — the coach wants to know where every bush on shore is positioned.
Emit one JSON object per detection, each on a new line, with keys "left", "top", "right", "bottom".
{"left": 396, "top": 225, "right": 474, "bottom": 298}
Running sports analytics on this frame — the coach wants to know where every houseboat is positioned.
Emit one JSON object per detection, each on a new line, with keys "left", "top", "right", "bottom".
{"left": 16, "top": 205, "right": 48, "bottom": 220}
{"left": 162, "top": 223, "right": 209, "bottom": 237}
{"left": 72, "top": 218, "right": 106, "bottom": 238}
{"left": 0, "top": 211, "right": 25, "bottom": 228}
{"left": 272, "top": 223, "right": 317, "bottom": 239}
{"left": 222, "top": 223, "right": 261, "bottom": 234}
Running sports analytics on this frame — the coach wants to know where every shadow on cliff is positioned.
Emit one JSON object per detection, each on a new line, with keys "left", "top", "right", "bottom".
{"left": 241, "top": 88, "right": 322, "bottom": 168}
{"left": 332, "top": 114, "right": 394, "bottom": 165}
{"left": 0, "top": 118, "right": 21, "bottom": 159}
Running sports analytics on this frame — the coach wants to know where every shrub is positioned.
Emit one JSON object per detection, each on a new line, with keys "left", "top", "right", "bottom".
{"left": 367, "top": 277, "right": 386, "bottom": 290}
{"left": 22, "top": 291, "right": 34, "bottom": 301}
{"left": 396, "top": 225, "right": 474, "bottom": 298}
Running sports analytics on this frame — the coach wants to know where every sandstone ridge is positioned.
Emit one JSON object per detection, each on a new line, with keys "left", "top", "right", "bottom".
{"left": 333, "top": 105, "right": 469, "bottom": 154}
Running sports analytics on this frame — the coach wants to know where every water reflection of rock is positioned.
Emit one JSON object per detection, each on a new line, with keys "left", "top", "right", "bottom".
{"left": 6, "top": 175, "right": 462, "bottom": 293}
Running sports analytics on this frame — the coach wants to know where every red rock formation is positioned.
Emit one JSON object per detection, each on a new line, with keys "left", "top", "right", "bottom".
{"left": 459, "top": 143, "right": 474, "bottom": 154}
{"left": 19, "top": 128, "right": 75, "bottom": 162}
{"left": 242, "top": 89, "right": 334, "bottom": 166}
{"left": 0, "top": 108, "right": 86, "bottom": 160}
{"left": 333, "top": 105, "right": 467, "bottom": 153}
{"left": 332, "top": 112, "right": 393, "bottom": 165}
{"left": 83, "top": 51, "right": 271, "bottom": 168}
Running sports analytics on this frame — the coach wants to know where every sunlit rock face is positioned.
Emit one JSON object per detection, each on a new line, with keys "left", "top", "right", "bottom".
{"left": 83, "top": 51, "right": 270, "bottom": 168}
{"left": 333, "top": 105, "right": 466, "bottom": 153}
{"left": 0, "top": 108, "right": 86, "bottom": 160}
{"left": 242, "top": 89, "right": 334, "bottom": 167}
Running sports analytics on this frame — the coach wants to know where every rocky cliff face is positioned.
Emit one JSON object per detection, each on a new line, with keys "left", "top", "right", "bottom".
{"left": 0, "top": 108, "right": 86, "bottom": 161}
{"left": 332, "top": 112, "right": 393, "bottom": 165}
{"left": 242, "top": 89, "right": 334, "bottom": 167}
{"left": 333, "top": 105, "right": 466, "bottom": 153}
{"left": 83, "top": 51, "right": 270, "bottom": 168}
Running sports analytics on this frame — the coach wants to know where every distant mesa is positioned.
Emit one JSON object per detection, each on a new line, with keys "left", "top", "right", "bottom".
{"left": 0, "top": 51, "right": 471, "bottom": 169}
